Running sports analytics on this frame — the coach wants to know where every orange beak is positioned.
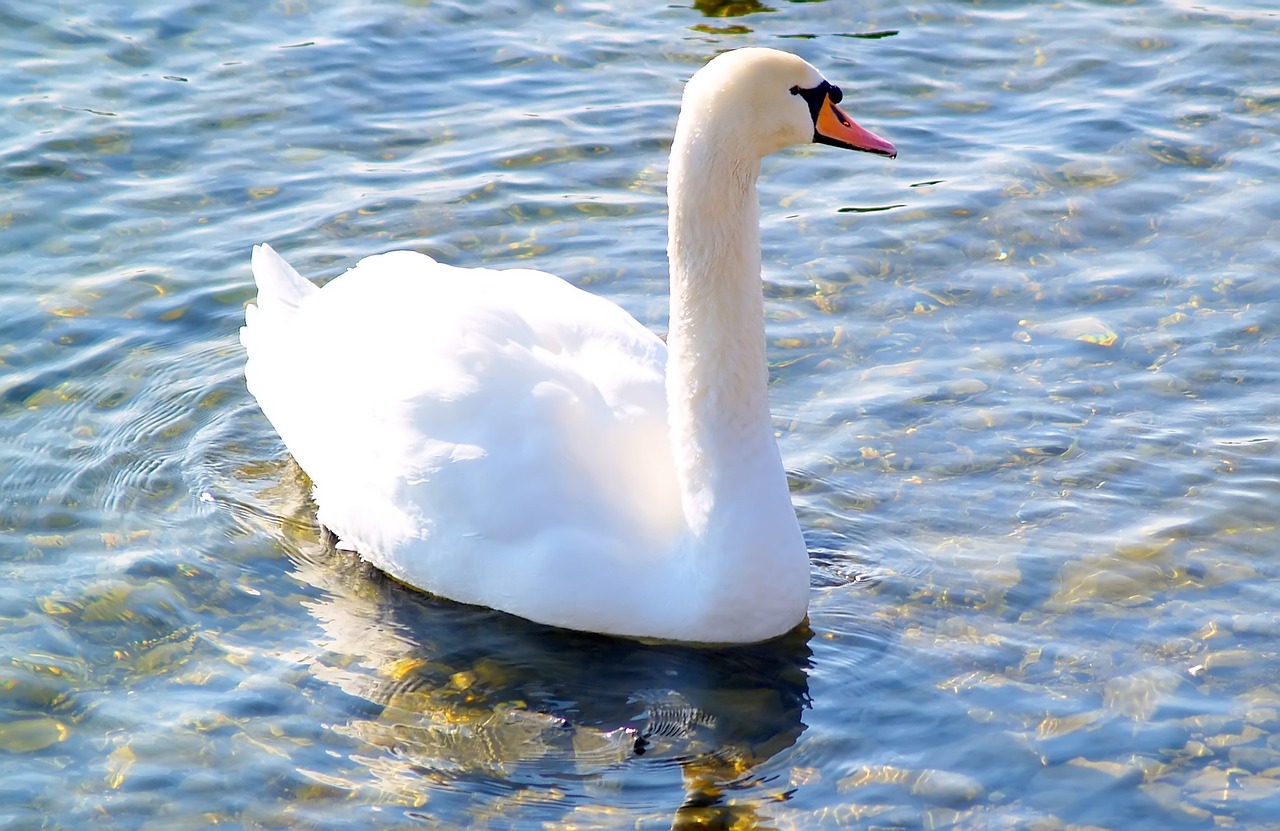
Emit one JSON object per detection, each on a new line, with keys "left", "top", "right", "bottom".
{"left": 815, "top": 96, "right": 897, "bottom": 158}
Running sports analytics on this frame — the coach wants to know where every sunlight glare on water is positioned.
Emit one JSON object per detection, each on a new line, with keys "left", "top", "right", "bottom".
{"left": 1, "top": 0, "right": 1279, "bottom": 828}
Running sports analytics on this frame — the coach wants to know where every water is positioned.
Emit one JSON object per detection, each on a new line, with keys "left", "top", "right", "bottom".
{"left": 3, "top": 0, "right": 1279, "bottom": 827}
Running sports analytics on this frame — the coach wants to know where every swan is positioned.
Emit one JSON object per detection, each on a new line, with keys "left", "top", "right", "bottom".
{"left": 241, "top": 47, "right": 895, "bottom": 644}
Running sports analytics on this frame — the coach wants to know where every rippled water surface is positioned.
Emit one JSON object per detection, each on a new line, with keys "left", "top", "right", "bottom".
{"left": 3, "top": 0, "right": 1280, "bottom": 828}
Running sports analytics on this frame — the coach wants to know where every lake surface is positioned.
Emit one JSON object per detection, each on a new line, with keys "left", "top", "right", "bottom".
{"left": 3, "top": 0, "right": 1280, "bottom": 828}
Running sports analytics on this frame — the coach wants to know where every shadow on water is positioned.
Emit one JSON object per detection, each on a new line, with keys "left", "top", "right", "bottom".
{"left": 279, "top": 522, "right": 814, "bottom": 827}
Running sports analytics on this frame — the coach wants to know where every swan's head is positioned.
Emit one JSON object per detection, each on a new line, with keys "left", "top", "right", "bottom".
{"left": 680, "top": 47, "right": 896, "bottom": 160}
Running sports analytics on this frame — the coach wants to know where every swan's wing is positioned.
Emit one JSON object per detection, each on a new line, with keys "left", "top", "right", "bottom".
{"left": 243, "top": 248, "right": 681, "bottom": 601}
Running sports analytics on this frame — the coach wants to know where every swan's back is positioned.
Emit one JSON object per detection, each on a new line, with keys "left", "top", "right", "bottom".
{"left": 242, "top": 245, "right": 684, "bottom": 621}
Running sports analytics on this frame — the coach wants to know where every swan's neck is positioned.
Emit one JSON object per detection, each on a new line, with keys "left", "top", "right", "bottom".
{"left": 665, "top": 135, "right": 777, "bottom": 537}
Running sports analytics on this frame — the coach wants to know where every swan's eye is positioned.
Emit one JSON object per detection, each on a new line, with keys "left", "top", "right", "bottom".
{"left": 791, "top": 82, "right": 837, "bottom": 121}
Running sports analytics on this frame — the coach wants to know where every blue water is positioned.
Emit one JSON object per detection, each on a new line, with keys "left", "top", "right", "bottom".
{"left": 3, "top": 0, "right": 1280, "bottom": 827}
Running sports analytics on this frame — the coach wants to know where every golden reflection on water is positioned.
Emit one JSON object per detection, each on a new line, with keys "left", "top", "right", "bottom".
{"left": 257, "top": 489, "right": 815, "bottom": 827}
{"left": 692, "top": 0, "right": 776, "bottom": 19}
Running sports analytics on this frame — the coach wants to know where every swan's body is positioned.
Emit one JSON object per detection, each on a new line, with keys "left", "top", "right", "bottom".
{"left": 242, "top": 48, "right": 895, "bottom": 643}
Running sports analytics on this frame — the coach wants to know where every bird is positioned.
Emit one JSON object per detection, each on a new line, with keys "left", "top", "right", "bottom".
{"left": 241, "top": 47, "right": 896, "bottom": 644}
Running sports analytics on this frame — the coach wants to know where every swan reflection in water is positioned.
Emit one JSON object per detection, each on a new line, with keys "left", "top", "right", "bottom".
{"left": 281, "top": 527, "right": 813, "bottom": 828}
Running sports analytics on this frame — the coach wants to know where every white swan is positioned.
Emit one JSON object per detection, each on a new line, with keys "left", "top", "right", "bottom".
{"left": 242, "top": 47, "right": 895, "bottom": 644}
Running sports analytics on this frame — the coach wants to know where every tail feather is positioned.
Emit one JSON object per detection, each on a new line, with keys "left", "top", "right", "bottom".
{"left": 242, "top": 243, "right": 318, "bottom": 355}
{"left": 251, "top": 243, "right": 318, "bottom": 316}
